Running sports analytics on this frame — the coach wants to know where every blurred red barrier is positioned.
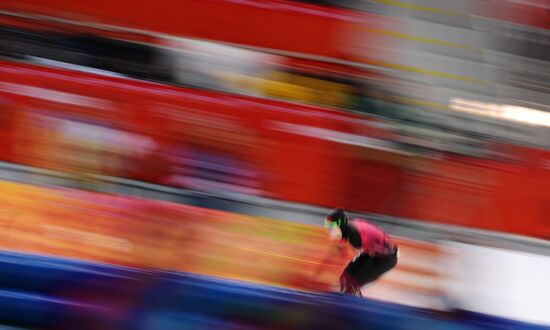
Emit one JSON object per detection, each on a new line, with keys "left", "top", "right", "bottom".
{"left": 0, "top": 0, "right": 382, "bottom": 60}
{"left": 0, "top": 60, "right": 399, "bottom": 212}
{"left": 392, "top": 152, "right": 550, "bottom": 238}
{"left": 484, "top": 0, "right": 550, "bottom": 30}
{"left": 0, "top": 60, "right": 548, "bottom": 238}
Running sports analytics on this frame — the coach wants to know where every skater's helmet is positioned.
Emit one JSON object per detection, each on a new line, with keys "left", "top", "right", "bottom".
{"left": 324, "top": 208, "right": 348, "bottom": 229}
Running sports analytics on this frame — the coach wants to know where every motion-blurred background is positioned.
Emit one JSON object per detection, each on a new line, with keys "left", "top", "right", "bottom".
{"left": 0, "top": 1, "right": 548, "bottom": 329}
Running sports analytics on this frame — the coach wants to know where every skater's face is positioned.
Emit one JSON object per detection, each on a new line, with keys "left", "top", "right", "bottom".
{"left": 327, "top": 225, "right": 342, "bottom": 241}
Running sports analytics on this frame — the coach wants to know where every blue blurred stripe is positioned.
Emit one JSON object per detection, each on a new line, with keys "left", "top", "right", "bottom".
{"left": 0, "top": 250, "right": 545, "bottom": 330}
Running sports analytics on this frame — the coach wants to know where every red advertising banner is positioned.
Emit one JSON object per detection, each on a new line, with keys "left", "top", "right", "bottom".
{"left": 0, "top": 60, "right": 400, "bottom": 211}
{"left": 0, "top": 61, "right": 548, "bottom": 238}
{"left": 391, "top": 154, "right": 550, "bottom": 238}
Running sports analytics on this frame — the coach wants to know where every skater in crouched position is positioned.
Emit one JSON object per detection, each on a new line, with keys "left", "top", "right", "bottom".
{"left": 324, "top": 208, "right": 398, "bottom": 296}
